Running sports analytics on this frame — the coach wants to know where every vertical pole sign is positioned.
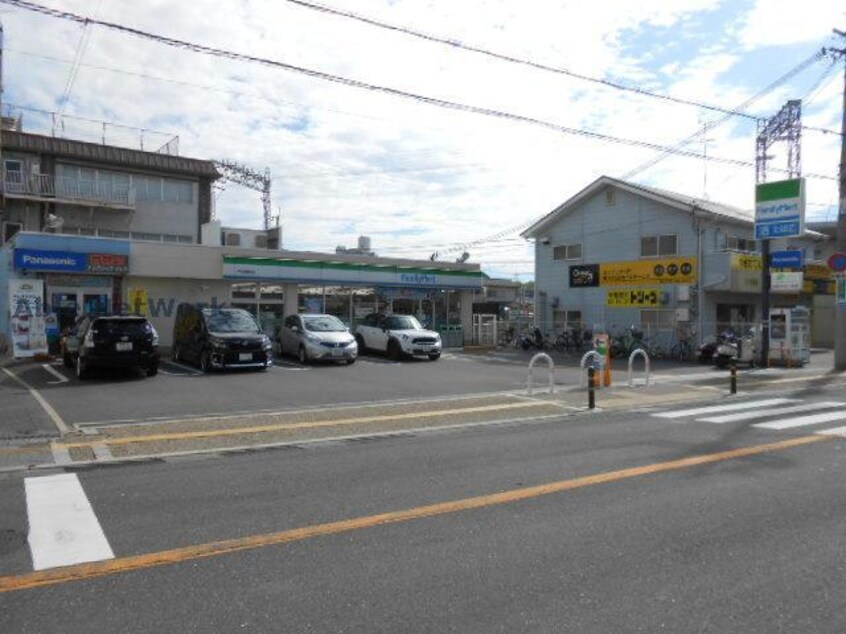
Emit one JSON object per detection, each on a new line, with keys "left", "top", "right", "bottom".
{"left": 755, "top": 178, "right": 806, "bottom": 366}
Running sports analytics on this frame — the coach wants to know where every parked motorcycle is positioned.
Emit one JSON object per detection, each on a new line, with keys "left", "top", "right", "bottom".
{"left": 713, "top": 327, "right": 757, "bottom": 369}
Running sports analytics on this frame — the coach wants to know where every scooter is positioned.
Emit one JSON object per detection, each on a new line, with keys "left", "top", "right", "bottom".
{"left": 713, "top": 327, "right": 757, "bottom": 368}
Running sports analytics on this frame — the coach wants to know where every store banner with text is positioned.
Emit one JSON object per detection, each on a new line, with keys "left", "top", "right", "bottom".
{"left": 8, "top": 279, "right": 48, "bottom": 358}
{"left": 600, "top": 258, "right": 696, "bottom": 286}
{"left": 606, "top": 288, "right": 661, "bottom": 307}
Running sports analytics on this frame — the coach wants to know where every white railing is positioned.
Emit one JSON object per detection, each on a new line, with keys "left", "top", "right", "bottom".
{"left": 3, "top": 171, "right": 135, "bottom": 206}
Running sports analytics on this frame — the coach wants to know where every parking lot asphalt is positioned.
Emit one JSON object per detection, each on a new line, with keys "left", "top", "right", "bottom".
{"left": 0, "top": 347, "right": 840, "bottom": 470}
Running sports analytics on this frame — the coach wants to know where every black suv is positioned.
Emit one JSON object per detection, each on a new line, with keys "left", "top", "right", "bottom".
{"left": 63, "top": 315, "right": 160, "bottom": 379}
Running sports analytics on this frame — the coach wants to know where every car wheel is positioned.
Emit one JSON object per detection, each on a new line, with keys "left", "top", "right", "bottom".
{"left": 428, "top": 353, "right": 441, "bottom": 361}
{"left": 346, "top": 358, "right": 356, "bottom": 365}
{"left": 75, "top": 355, "right": 88, "bottom": 380}
{"left": 298, "top": 346, "right": 309, "bottom": 364}
{"left": 146, "top": 363, "right": 159, "bottom": 377}
{"left": 355, "top": 334, "right": 366, "bottom": 353}
{"left": 200, "top": 350, "right": 212, "bottom": 373}
{"left": 388, "top": 339, "right": 402, "bottom": 361}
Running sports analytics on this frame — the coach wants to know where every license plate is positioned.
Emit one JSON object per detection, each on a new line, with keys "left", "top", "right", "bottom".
{"left": 331, "top": 348, "right": 343, "bottom": 357}
{"left": 239, "top": 353, "right": 253, "bottom": 362}
{"left": 116, "top": 342, "right": 133, "bottom": 351}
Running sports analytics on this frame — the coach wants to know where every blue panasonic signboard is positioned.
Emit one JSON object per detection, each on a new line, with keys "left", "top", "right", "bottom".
{"left": 771, "top": 250, "right": 803, "bottom": 269}
{"left": 14, "top": 249, "right": 88, "bottom": 272}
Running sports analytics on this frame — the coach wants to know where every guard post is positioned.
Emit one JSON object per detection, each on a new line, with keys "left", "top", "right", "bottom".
{"left": 588, "top": 366, "right": 596, "bottom": 409}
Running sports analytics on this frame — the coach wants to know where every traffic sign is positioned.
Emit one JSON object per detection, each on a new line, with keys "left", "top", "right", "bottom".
{"left": 827, "top": 252, "right": 846, "bottom": 273}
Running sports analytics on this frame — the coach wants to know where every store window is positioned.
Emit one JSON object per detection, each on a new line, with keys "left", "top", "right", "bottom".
{"left": 640, "top": 309, "right": 675, "bottom": 333}
{"left": 641, "top": 234, "right": 677, "bottom": 257}
{"left": 552, "top": 244, "right": 582, "bottom": 261}
{"left": 725, "top": 236, "right": 757, "bottom": 253}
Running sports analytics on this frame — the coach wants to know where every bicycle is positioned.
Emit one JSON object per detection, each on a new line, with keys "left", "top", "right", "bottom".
{"left": 670, "top": 339, "right": 694, "bottom": 362}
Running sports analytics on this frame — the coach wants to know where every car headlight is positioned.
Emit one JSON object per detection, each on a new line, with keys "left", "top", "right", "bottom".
{"left": 261, "top": 335, "right": 272, "bottom": 350}
{"left": 209, "top": 337, "right": 227, "bottom": 350}
{"left": 305, "top": 332, "right": 320, "bottom": 342}
{"left": 401, "top": 334, "right": 410, "bottom": 341}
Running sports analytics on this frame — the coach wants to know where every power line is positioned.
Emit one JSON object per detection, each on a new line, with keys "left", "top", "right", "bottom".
{"left": 620, "top": 49, "right": 828, "bottom": 180}
{"left": 2, "top": 0, "right": 836, "bottom": 183}
{"left": 284, "top": 0, "right": 840, "bottom": 137}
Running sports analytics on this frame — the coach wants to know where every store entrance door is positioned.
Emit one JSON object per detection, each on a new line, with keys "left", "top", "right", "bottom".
{"left": 49, "top": 286, "right": 112, "bottom": 332}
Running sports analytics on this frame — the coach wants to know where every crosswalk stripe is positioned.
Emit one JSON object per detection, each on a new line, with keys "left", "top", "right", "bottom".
{"left": 25, "top": 473, "right": 114, "bottom": 571}
{"left": 755, "top": 410, "right": 846, "bottom": 430}
{"left": 651, "top": 398, "right": 798, "bottom": 419}
{"left": 817, "top": 426, "right": 846, "bottom": 438}
{"left": 700, "top": 402, "right": 846, "bottom": 424}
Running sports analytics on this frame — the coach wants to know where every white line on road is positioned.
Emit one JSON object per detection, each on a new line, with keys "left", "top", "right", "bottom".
{"left": 42, "top": 364, "right": 69, "bottom": 384}
{"left": 651, "top": 398, "right": 798, "bottom": 419}
{"left": 25, "top": 473, "right": 114, "bottom": 571}
{"left": 1, "top": 368, "right": 70, "bottom": 434}
{"left": 700, "top": 402, "right": 845, "bottom": 424}
{"left": 755, "top": 410, "right": 846, "bottom": 430}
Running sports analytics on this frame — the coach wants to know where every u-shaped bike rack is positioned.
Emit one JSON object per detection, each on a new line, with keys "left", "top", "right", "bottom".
{"left": 527, "top": 353, "right": 555, "bottom": 395}
{"left": 579, "top": 351, "right": 603, "bottom": 389}
{"left": 627, "top": 348, "right": 651, "bottom": 387}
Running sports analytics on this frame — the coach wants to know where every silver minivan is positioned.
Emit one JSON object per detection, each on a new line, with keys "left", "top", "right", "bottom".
{"left": 277, "top": 313, "right": 358, "bottom": 365}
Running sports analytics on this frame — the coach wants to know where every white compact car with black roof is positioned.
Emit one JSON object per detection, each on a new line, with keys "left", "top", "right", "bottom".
{"left": 355, "top": 313, "right": 441, "bottom": 361}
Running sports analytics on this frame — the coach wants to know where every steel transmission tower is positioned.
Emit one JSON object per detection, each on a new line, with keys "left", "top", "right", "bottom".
{"left": 213, "top": 160, "right": 275, "bottom": 230}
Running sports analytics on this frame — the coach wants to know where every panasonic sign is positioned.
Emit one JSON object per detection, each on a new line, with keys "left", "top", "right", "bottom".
{"left": 14, "top": 249, "right": 89, "bottom": 272}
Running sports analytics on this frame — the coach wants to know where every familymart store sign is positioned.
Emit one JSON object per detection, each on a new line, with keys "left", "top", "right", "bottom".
{"left": 755, "top": 178, "right": 805, "bottom": 240}
{"left": 223, "top": 256, "right": 483, "bottom": 290}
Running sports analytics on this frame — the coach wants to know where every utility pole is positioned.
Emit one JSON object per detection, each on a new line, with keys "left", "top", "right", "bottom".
{"left": 832, "top": 31, "right": 846, "bottom": 370}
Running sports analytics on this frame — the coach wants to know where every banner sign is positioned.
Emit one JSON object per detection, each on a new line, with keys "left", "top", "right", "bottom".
{"left": 838, "top": 279, "right": 846, "bottom": 306}
{"left": 731, "top": 254, "right": 763, "bottom": 271}
{"left": 771, "top": 250, "right": 803, "bottom": 269}
{"left": 755, "top": 178, "right": 805, "bottom": 240}
{"left": 606, "top": 288, "right": 660, "bottom": 307}
{"left": 805, "top": 263, "right": 833, "bottom": 280}
{"left": 8, "top": 279, "right": 48, "bottom": 358}
{"left": 600, "top": 258, "right": 696, "bottom": 286}
{"left": 771, "top": 271, "right": 803, "bottom": 293}
{"left": 569, "top": 264, "right": 600, "bottom": 287}
{"left": 14, "top": 249, "right": 128, "bottom": 274}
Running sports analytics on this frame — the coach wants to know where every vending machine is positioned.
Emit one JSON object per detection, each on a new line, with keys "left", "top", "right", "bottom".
{"left": 768, "top": 307, "right": 811, "bottom": 366}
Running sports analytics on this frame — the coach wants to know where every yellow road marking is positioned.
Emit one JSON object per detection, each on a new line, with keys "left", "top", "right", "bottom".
{"left": 57, "top": 401, "right": 553, "bottom": 448}
{"left": 0, "top": 445, "right": 50, "bottom": 456}
{"left": 0, "top": 434, "right": 829, "bottom": 594}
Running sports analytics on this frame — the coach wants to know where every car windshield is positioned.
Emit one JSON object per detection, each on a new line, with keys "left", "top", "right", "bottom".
{"left": 203, "top": 309, "right": 261, "bottom": 333}
{"left": 302, "top": 315, "right": 346, "bottom": 332}
{"left": 384, "top": 315, "right": 423, "bottom": 330}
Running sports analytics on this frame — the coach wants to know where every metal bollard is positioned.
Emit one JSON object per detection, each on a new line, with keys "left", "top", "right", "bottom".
{"left": 730, "top": 359, "right": 737, "bottom": 395}
{"left": 588, "top": 366, "right": 596, "bottom": 409}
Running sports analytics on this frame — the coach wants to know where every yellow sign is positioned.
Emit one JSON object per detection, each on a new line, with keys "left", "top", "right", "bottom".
{"left": 127, "top": 288, "right": 149, "bottom": 315}
{"left": 804, "top": 263, "right": 832, "bottom": 280}
{"left": 600, "top": 258, "right": 696, "bottom": 286}
{"left": 606, "top": 288, "right": 661, "bottom": 307}
{"left": 731, "top": 254, "right": 762, "bottom": 271}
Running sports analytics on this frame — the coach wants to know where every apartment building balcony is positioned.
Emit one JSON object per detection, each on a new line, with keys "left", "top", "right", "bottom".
{"left": 2, "top": 170, "right": 136, "bottom": 210}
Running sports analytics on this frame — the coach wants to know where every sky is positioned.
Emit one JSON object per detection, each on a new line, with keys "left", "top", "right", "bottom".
{"left": 1, "top": 0, "right": 844, "bottom": 280}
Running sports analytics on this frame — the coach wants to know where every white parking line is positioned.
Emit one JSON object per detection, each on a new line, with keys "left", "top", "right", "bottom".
{"left": 160, "top": 360, "right": 202, "bottom": 375}
{"left": 42, "top": 364, "right": 69, "bottom": 384}
{"left": 25, "top": 473, "right": 114, "bottom": 571}
{"left": 1, "top": 367, "right": 70, "bottom": 434}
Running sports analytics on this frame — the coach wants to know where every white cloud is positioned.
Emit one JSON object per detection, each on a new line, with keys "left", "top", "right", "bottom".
{"left": 0, "top": 0, "right": 841, "bottom": 277}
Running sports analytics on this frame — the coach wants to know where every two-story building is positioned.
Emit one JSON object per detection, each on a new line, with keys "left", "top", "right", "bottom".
{"left": 522, "top": 176, "right": 833, "bottom": 348}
